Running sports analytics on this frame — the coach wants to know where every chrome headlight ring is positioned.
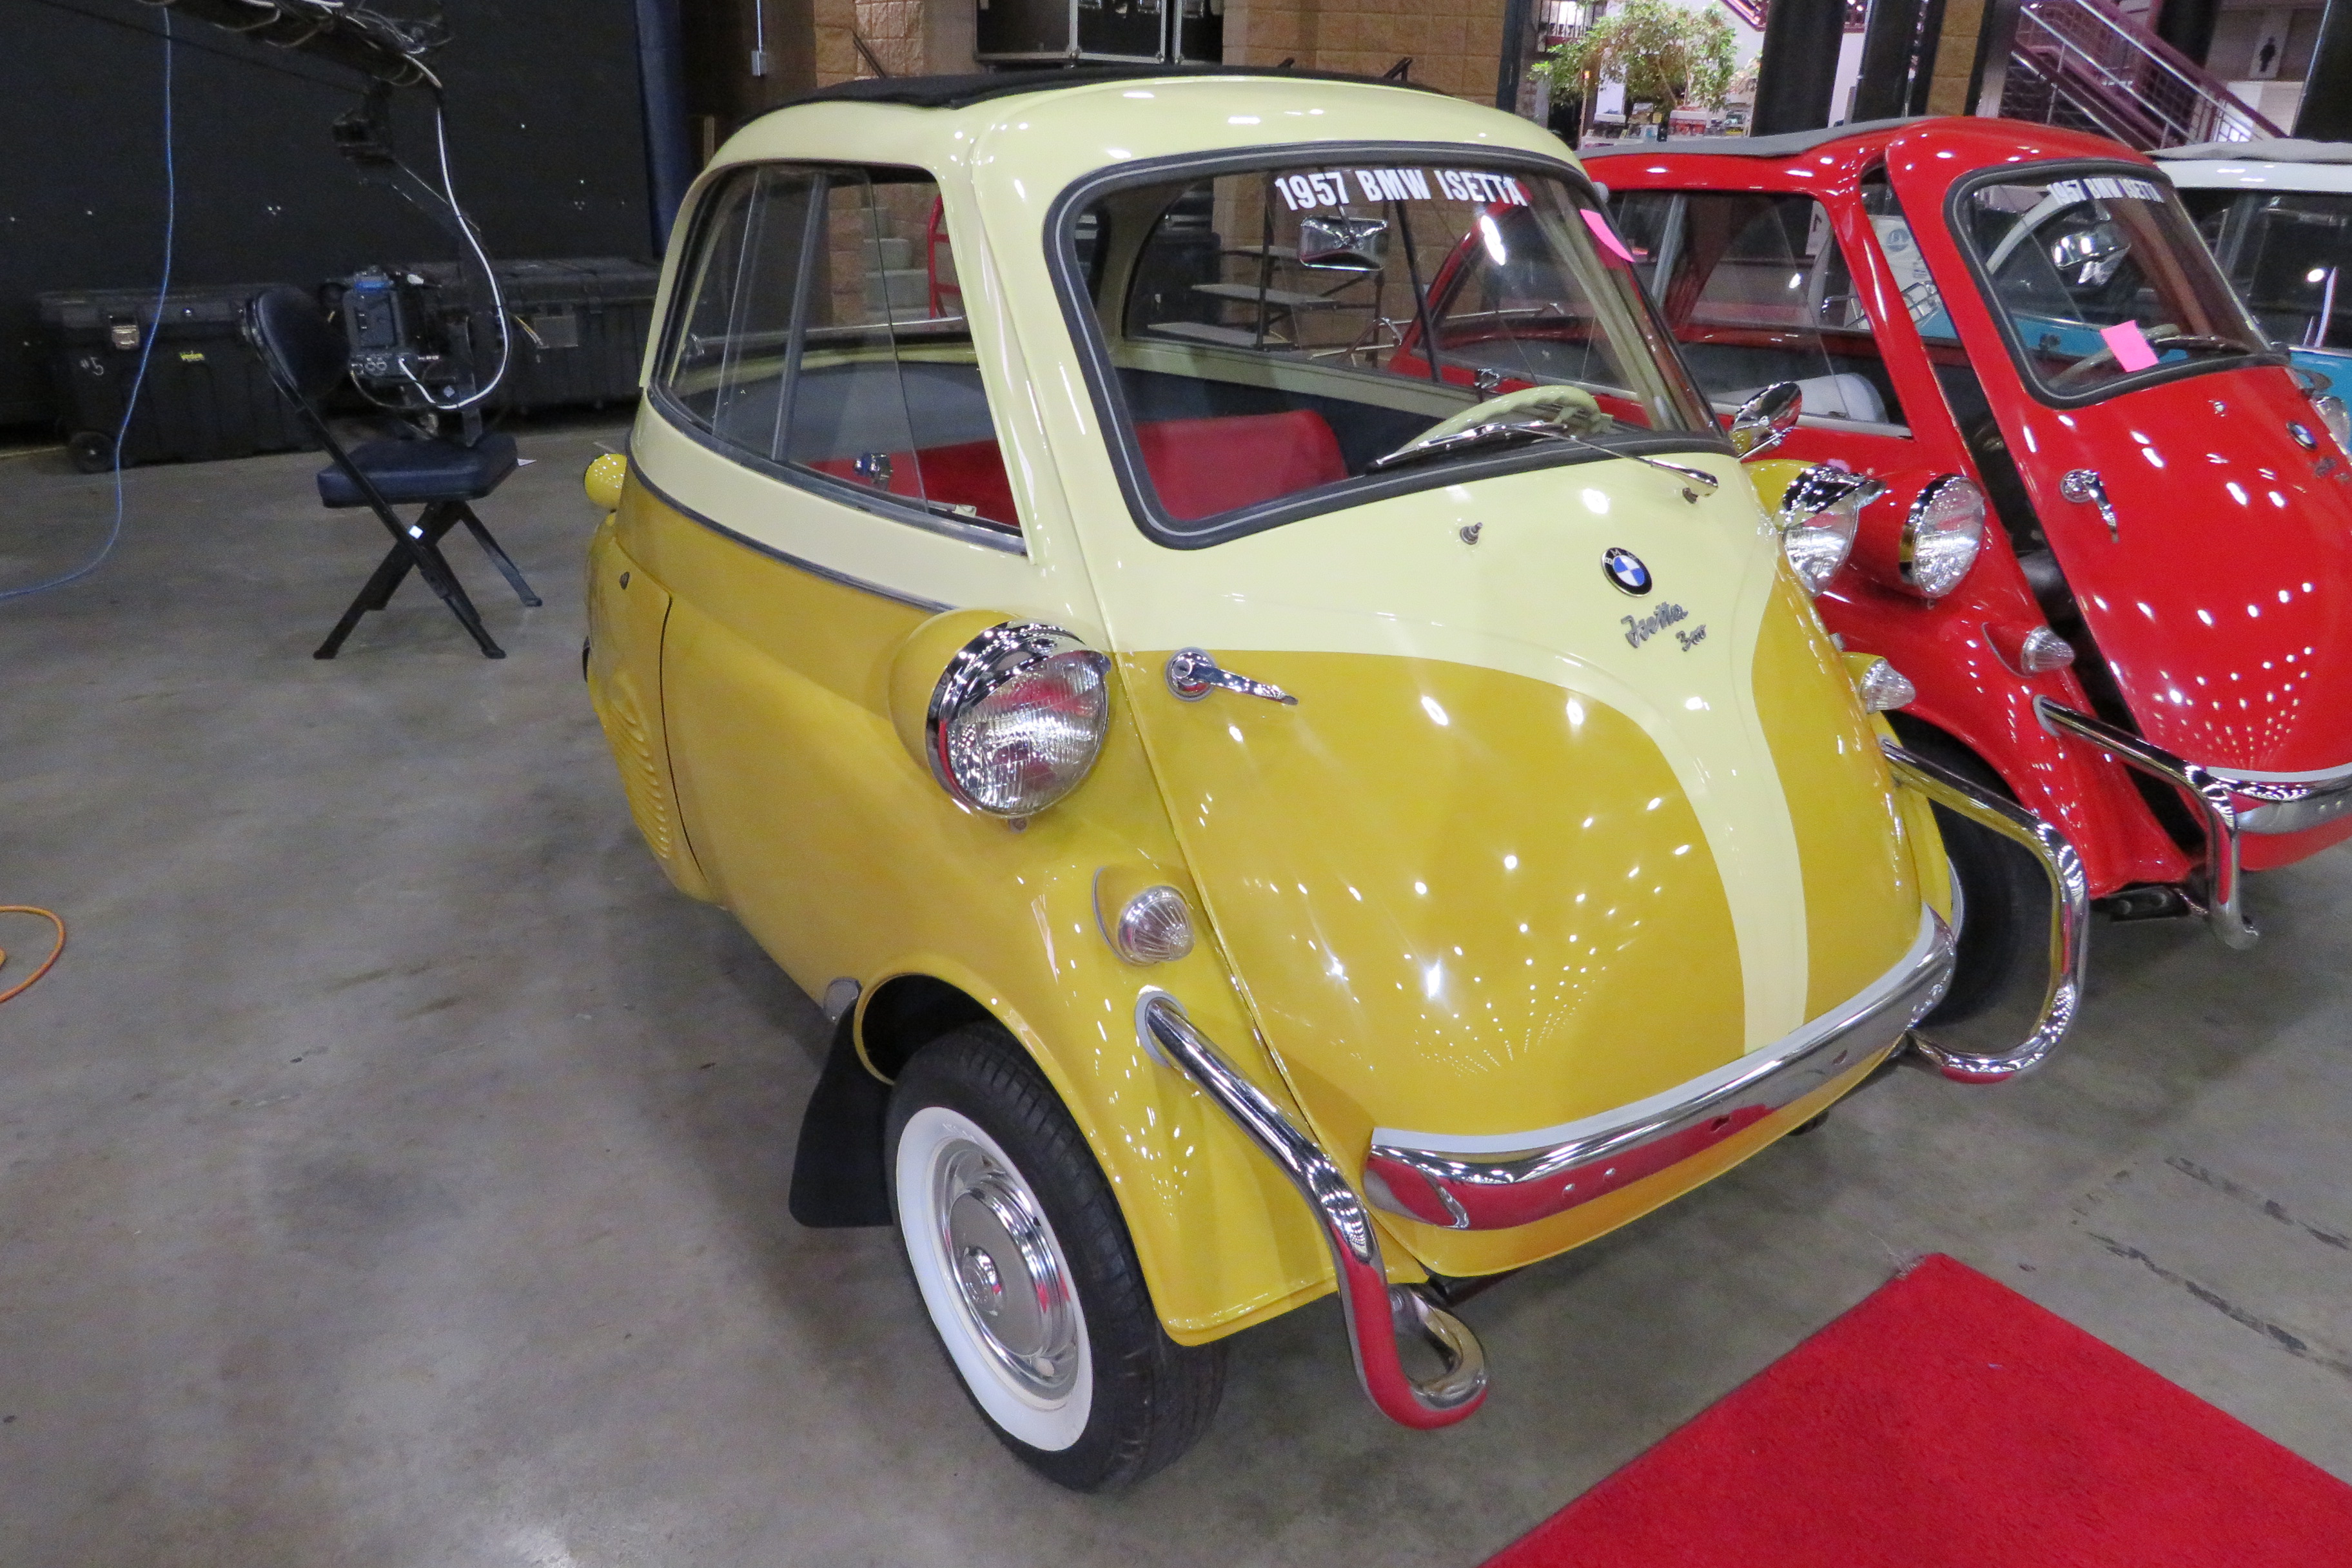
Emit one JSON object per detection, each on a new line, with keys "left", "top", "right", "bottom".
{"left": 1777, "top": 466, "right": 1885, "bottom": 594}
{"left": 926, "top": 622, "right": 1113, "bottom": 819}
{"left": 1900, "top": 474, "right": 1986, "bottom": 599}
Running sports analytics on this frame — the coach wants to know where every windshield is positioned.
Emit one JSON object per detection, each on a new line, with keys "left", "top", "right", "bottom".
{"left": 1060, "top": 157, "right": 1717, "bottom": 536}
{"left": 1954, "top": 167, "right": 2269, "bottom": 402}
{"left": 2181, "top": 188, "right": 2352, "bottom": 355}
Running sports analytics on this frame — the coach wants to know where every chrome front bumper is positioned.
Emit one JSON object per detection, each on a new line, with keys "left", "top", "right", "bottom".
{"left": 1365, "top": 907, "right": 1953, "bottom": 1232}
{"left": 1139, "top": 748, "right": 2087, "bottom": 1429}
{"left": 2034, "top": 697, "right": 2352, "bottom": 948}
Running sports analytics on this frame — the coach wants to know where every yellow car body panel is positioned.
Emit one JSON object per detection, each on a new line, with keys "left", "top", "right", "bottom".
{"left": 1750, "top": 574, "right": 1921, "bottom": 1019}
{"left": 1126, "top": 647, "right": 1746, "bottom": 1146}
{"left": 581, "top": 75, "right": 1968, "bottom": 1346}
{"left": 614, "top": 475, "right": 1340, "bottom": 1339}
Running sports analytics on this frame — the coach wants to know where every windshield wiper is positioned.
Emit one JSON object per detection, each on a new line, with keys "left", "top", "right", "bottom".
{"left": 1367, "top": 418, "right": 1556, "bottom": 472}
{"left": 1367, "top": 416, "right": 1722, "bottom": 496}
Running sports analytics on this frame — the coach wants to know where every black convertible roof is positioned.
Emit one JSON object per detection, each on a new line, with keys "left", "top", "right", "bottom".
{"left": 1582, "top": 117, "right": 1926, "bottom": 159}
{"left": 779, "top": 64, "right": 1447, "bottom": 112}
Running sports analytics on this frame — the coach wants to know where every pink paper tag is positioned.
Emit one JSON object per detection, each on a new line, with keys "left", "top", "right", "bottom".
{"left": 2101, "top": 320, "right": 2161, "bottom": 373}
{"left": 1582, "top": 208, "right": 1636, "bottom": 264}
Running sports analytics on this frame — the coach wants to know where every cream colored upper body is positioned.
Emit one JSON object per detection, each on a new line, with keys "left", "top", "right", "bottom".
{"left": 589, "top": 75, "right": 1950, "bottom": 1339}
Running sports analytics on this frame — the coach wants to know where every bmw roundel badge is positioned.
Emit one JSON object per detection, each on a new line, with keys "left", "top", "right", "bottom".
{"left": 1602, "top": 547, "right": 1652, "bottom": 596}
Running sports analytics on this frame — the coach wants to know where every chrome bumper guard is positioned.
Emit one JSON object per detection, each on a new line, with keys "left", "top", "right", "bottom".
{"left": 1362, "top": 908, "right": 1951, "bottom": 1235}
{"left": 2031, "top": 697, "right": 2288, "bottom": 949}
{"left": 1137, "top": 992, "right": 1489, "bottom": 1431}
{"left": 1884, "top": 741, "right": 2093, "bottom": 1079}
{"left": 1139, "top": 748, "right": 2086, "bottom": 1424}
{"left": 1360, "top": 745, "right": 2089, "bottom": 1237}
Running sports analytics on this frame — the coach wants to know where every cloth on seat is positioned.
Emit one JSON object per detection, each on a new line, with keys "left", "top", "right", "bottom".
{"left": 1137, "top": 409, "right": 1347, "bottom": 520}
{"left": 317, "top": 431, "right": 520, "bottom": 508}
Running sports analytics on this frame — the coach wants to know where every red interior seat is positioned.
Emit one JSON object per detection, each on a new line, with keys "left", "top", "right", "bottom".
{"left": 1135, "top": 409, "right": 1346, "bottom": 520}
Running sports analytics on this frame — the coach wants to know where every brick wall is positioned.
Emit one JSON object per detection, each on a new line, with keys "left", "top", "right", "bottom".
{"left": 809, "top": 0, "right": 1514, "bottom": 103}
{"left": 1227, "top": 0, "right": 1513, "bottom": 102}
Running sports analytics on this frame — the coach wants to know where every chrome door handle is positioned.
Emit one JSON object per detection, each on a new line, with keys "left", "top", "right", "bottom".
{"left": 2059, "top": 468, "right": 2119, "bottom": 540}
{"left": 1165, "top": 647, "right": 1298, "bottom": 705}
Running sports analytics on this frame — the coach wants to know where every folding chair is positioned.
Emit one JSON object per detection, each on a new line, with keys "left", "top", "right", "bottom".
{"left": 243, "top": 284, "right": 539, "bottom": 660}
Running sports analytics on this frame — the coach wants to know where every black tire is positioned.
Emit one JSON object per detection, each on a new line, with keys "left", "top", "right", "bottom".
{"left": 1894, "top": 722, "right": 2050, "bottom": 1024}
{"left": 67, "top": 430, "right": 115, "bottom": 474}
{"left": 885, "top": 1023, "right": 1226, "bottom": 1491}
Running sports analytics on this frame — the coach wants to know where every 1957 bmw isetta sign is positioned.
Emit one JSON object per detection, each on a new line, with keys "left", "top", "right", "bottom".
{"left": 580, "top": 70, "right": 2080, "bottom": 1490}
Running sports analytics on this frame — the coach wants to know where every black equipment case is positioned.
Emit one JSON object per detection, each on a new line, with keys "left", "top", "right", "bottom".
{"left": 35, "top": 285, "right": 315, "bottom": 472}
{"left": 393, "top": 256, "right": 658, "bottom": 415}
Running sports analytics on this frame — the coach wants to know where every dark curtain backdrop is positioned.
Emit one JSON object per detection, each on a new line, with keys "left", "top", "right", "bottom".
{"left": 0, "top": 0, "right": 654, "bottom": 427}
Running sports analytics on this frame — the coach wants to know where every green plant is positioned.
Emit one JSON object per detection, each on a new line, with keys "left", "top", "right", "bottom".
{"left": 1534, "top": 0, "right": 1739, "bottom": 136}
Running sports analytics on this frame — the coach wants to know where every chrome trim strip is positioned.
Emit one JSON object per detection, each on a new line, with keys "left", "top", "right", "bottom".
{"left": 1372, "top": 910, "right": 1945, "bottom": 1161}
{"left": 1360, "top": 908, "right": 1953, "bottom": 1232}
{"left": 629, "top": 462, "right": 956, "bottom": 613}
{"left": 1135, "top": 990, "right": 1489, "bottom": 1431}
{"left": 2032, "top": 698, "right": 2255, "bottom": 948}
{"left": 2237, "top": 787, "right": 2352, "bottom": 835}
{"left": 2204, "top": 757, "right": 2352, "bottom": 788}
{"left": 1885, "top": 742, "right": 2093, "bottom": 1078}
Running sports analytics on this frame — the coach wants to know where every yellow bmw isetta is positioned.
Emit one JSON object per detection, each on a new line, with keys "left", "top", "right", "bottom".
{"left": 582, "top": 68, "right": 2085, "bottom": 1490}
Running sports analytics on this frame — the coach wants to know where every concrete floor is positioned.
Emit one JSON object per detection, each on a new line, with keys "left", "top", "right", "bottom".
{"left": 3, "top": 426, "right": 2350, "bottom": 1567}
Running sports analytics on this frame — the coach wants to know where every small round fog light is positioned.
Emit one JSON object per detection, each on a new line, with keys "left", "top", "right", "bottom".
{"left": 2017, "top": 626, "right": 2075, "bottom": 673}
{"left": 1857, "top": 658, "right": 1916, "bottom": 713}
{"left": 1113, "top": 886, "right": 1195, "bottom": 965}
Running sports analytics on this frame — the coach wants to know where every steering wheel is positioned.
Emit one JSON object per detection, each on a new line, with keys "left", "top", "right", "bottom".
{"left": 2046, "top": 324, "right": 2240, "bottom": 389}
{"left": 1401, "top": 384, "right": 1607, "bottom": 450}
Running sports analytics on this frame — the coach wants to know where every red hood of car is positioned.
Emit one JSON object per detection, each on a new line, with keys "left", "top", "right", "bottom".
{"left": 2015, "top": 368, "right": 2352, "bottom": 774}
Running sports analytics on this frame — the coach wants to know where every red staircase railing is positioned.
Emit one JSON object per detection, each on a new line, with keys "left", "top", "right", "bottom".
{"left": 1997, "top": 0, "right": 2284, "bottom": 148}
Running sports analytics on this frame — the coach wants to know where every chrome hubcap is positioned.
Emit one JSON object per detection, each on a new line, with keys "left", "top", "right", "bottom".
{"left": 934, "top": 1141, "right": 1078, "bottom": 1400}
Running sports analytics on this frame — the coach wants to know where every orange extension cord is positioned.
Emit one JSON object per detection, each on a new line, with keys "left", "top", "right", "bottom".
{"left": 0, "top": 907, "right": 66, "bottom": 1005}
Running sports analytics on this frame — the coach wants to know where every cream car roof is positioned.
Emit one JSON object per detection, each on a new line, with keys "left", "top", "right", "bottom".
{"left": 702, "top": 72, "right": 1585, "bottom": 204}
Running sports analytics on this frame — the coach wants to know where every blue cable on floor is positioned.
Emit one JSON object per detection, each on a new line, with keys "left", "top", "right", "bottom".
{"left": 0, "top": 9, "right": 175, "bottom": 605}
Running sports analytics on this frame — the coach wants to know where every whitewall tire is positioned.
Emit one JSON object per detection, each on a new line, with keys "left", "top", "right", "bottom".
{"left": 896, "top": 1104, "right": 1095, "bottom": 1451}
{"left": 883, "top": 1023, "right": 1226, "bottom": 1491}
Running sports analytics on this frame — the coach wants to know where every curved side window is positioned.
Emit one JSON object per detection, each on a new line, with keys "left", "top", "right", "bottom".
{"left": 2180, "top": 186, "right": 2352, "bottom": 354}
{"left": 656, "top": 164, "right": 1018, "bottom": 534}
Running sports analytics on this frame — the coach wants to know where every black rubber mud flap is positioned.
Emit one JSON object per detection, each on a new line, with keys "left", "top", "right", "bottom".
{"left": 787, "top": 1017, "right": 894, "bottom": 1228}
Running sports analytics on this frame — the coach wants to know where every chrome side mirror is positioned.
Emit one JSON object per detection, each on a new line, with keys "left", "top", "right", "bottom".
{"left": 1730, "top": 382, "right": 1802, "bottom": 459}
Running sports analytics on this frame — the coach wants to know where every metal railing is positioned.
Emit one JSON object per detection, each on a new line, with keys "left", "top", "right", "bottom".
{"left": 1994, "top": 0, "right": 2284, "bottom": 148}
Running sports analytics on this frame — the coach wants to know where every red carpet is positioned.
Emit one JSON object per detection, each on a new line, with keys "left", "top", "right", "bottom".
{"left": 1485, "top": 1254, "right": 2352, "bottom": 1567}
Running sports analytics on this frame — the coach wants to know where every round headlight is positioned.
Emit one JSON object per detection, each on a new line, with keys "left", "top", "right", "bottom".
{"left": 1901, "top": 475, "right": 1986, "bottom": 599}
{"left": 926, "top": 622, "right": 1112, "bottom": 818}
{"left": 1777, "top": 466, "right": 1885, "bottom": 594}
{"left": 2313, "top": 393, "right": 2351, "bottom": 452}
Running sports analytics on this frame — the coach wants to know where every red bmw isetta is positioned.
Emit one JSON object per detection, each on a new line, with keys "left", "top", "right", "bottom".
{"left": 1579, "top": 117, "right": 2352, "bottom": 1009}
